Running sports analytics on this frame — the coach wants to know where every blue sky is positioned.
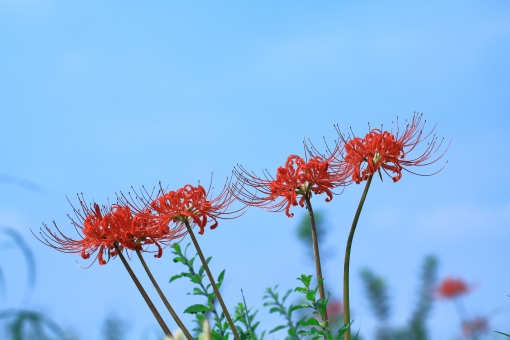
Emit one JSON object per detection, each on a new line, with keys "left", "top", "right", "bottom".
{"left": 1, "top": 1, "right": 510, "bottom": 339}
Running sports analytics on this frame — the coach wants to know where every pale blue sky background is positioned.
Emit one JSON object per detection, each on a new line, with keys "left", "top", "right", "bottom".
{"left": 1, "top": 1, "right": 510, "bottom": 339}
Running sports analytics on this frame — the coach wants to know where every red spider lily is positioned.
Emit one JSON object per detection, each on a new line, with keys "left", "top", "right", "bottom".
{"left": 149, "top": 178, "right": 244, "bottom": 235}
{"left": 234, "top": 153, "right": 349, "bottom": 217}
{"left": 338, "top": 113, "right": 447, "bottom": 184}
{"left": 327, "top": 299, "right": 343, "bottom": 320}
{"left": 437, "top": 277, "right": 471, "bottom": 299}
{"left": 35, "top": 196, "right": 186, "bottom": 266}
{"left": 462, "top": 316, "right": 488, "bottom": 337}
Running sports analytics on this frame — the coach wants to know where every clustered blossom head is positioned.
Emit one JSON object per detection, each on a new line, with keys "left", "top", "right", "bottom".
{"left": 36, "top": 196, "right": 187, "bottom": 266}
{"left": 462, "top": 316, "right": 488, "bottom": 337}
{"left": 37, "top": 178, "right": 242, "bottom": 266}
{"left": 437, "top": 277, "right": 471, "bottom": 299}
{"left": 234, "top": 153, "right": 350, "bottom": 217}
{"left": 337, "top": 113, "right": 447, "bottom": 184}
{"left": 234, "top": 113, "right": 447, "bottom": 217}
{"left": 149, "top": 178, "right": 244, "bottom": 235}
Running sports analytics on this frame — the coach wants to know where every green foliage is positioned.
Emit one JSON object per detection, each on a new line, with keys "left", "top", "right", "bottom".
{"left": 233, "top": 292, "right": 265, "bottom": 340}
{"left": 359, "top": 269, "right": 390, "bottom": 322}
{"left": 495, "top": 330, "right": 510, "bottom": 337}
{"left": 169, "top": 243, "right": 230, "bottom": 339}
{"left": 0, "top": 309, "right": 67, "bottom": 340}
{"left": 360, "top": 255, "right": 438, "bottom": 340}
{"left": 262, "top": 286, "right": 302, "bottom": 340}
{"left": 101, "top": 314, "right": 127, "bottom": 340}
{"left": 172, "top": 244, "right": 352, "bottom": 340}
{"left": 0, "top": 227, "right": 70, "bottom": 340}
{"left": 0, "top": 226, "right": 36, "bottom": 304}
{"left": 291, "top": 275, "right": 352, "bottom": 340}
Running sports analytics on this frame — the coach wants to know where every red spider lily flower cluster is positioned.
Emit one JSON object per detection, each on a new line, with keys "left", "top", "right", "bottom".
{"left": 436, "top": 277, "right": 471, "bottom": 299}
{"left": 326, "top": 299, "right": 343, "bottom": 320}
{"left": 148, "top": 179, "right": 244, "bottom": 235}
{"left": 462, "top": 316, "right": 488, "bottom": 337}
{"left": 337, "top": 113, "right": 447, "bottom": 184}
{"left": 235, "top": 113, "right": 447, "bottom": 217}
{"left": 37, "top": 179, "right": 242, "bottom": 266}
{"left": 36, "top": 196, "right": 187, "bottom": 266}
{"left": 234, "top": 154, "right": 350, "bottom": 217}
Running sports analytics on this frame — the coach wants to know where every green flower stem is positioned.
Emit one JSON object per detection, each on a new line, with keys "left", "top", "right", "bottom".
{"left": 304, "top": 194, "right": 329, "bottom": 327}
{"left": 184, "top": 221, "right": 241, "bottom": 340}
{"left": 114, "top": 243, "right": 173, "bottom": 339}
{"left": 343, "top": 175, "right": 373, "bottom": 340}
{"left": 136, "top": 249, "right": 193, "bottom": 340}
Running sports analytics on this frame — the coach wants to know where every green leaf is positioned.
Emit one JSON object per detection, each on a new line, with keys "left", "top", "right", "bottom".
{"left": 337, "top": 321, "right": 353, "bottom": 338}
{"left": 305, "top": 291, "right": 316, "bottom": 301}
{"left": 282, "top": 289, "right": 292, "bottom": 303}
{"left": 268, "top": 325, "right": 286, "bottom": 334}
{"left": 191, "top": 274, "right": 202, "bottom": 284}
{"left": 316, "top": 298, "right": 327, "bottom": 313}
{"left": 183, "top": 304, "right": 210, "bottom": 314}
{"left": 217, "top": 269, "right": 226, "bottom": 287}
{"left": 298, "top": 327, "right": 321, "bottom": 337}
{"left": 173, "top": 256, "right": 185, "bottom": 263}
{"left": 189, "top": 256, "right": 195, "bottom": 268}
{"left": 211, "top": 330, "right": 221, "bottom": 340}
{"left": 169, "top": 273, "right": 186, "bottom": 283}
{"left": 294, "top": 287, "right": 308, "bottom": 294}
{"left": 268, "top": 307, "right": 281, "bottom": 314}
{"left": 290, "top": 303, "right": 312, "bottom": 312}
{"left": 207, "top": 293, "right": 216, "bottom": 302}
{"left": 495, "top": 331, "right": 510, "bottom": 337}
{"left": 300, "top": 317, "right": 321, "bottom": 327}
{"left": 192, "top": 287, "right": 204, "bottom": 295}
{"left": 288, "top": 328, "right": 297, "bottom": 337}
{"left": 298, "top": 274, "right": 313, "bottom": 288}
{"left": 172, "top": 243, "right": 181, "bottom": 253}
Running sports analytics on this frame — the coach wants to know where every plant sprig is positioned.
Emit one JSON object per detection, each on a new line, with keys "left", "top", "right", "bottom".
{"left": 291, "top": 275, "right": 351, "bottom": 340}
{"left": 170, "top": 243, "right": 229, "bottom": 339}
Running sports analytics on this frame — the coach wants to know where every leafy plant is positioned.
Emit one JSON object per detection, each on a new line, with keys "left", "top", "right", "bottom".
{"left": 233, "top": 291, "right": 265, "bottom": 340}
{"left": 360, "top": 255, "right": 438, "bottom": 340}
{"left": 170, "top": 243, "right": 231, "bottom": 339}
{"left": 263, "top": 286, "right": 303, "bottom": 340}
{"left": 291, "top": 274, "right": 351, "bottom": 340}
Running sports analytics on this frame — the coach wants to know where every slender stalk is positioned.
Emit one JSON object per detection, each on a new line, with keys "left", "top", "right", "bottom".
{"left": 343, "top": 175, "right": 373, "bottom": 340}
{"left": 184, "top": 220, "right": 241, "bottom": 340}
{"left": 136, "top": 249, "right": 193, "bottom": 340}
{"left": 304, "top": 194, "right": 329, "bottom": 327}
{"left": 114, "top": 243, "right": 173, "bottom": 339}
{"left": 453, "top": 297, "right": 469, "bottom": 324}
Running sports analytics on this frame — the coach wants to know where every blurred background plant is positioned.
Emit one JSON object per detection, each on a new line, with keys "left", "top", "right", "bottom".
{"left": 435, "top": 276, "right": 499, "bottom": 340}
{"left": 0, "top": 225, "right": 69, "bottom": 339}
{"left": 359, "top": 255, "right": 437, "bottom": 340}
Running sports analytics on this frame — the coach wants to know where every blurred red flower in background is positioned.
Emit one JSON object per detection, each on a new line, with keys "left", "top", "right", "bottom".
{"left": 462, "top": 316, "right": 488, "bottom": 337}
{"left": 437, "top": 277, "right": 471, "bottom": 299}
{"left": 327, "top": 299, "right": 343, "bottom": 320}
